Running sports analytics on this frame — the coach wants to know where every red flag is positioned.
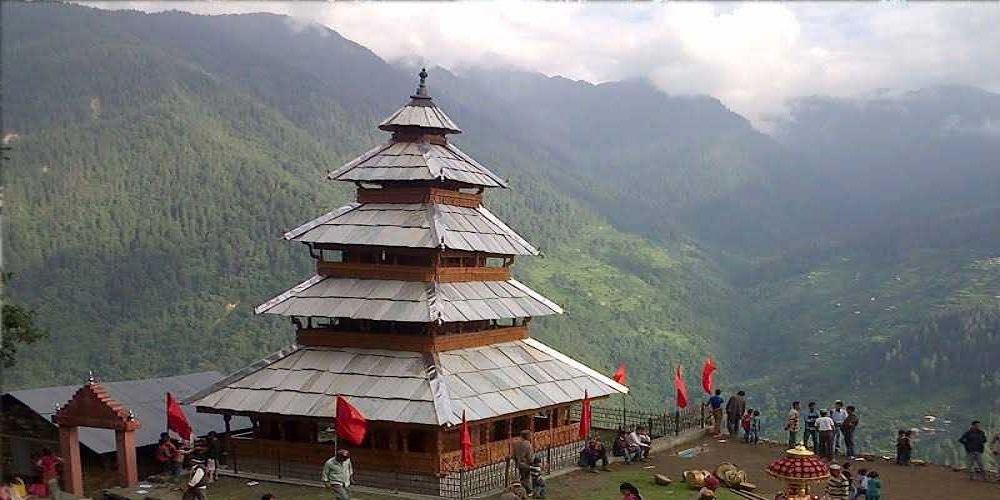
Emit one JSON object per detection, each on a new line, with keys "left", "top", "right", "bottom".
{"left": 166, "top": 392, "right": 193, "bottom": 441}
{"left": 335, "top": 396, "right": 368, "bottom": 446}
{"left": 674, "top": 365, "right": 689, "bottom": 409}
{"left": 460, "top": 411, "right": 475, "bottom": 469}
{"left": 701, "top": 357, "right": 717, "bottom": 394}
{"left": 612, "top": 363, "right": 627, "bottom": 385}
{"left": 578, "top": 390, "right": 592, "bottom": 439}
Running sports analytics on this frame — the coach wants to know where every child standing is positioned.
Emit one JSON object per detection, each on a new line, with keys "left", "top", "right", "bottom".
{"left": 741, "top": 409, "right": 753, "bottom": 443}
{"left": 852, "top": 468, "right": 868, "bottom": 500}
{"left": 865, "top": 471, "right": 881, "bottom": 500}
{"left": 750, "top": 410, "right": 762, "bottom": 444}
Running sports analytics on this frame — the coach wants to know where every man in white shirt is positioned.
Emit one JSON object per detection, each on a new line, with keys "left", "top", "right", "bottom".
{"left": 322, "top": 450, "right": 354, "bottom": 500}
{"left": 182, "top": 457, "right": 208, "bottom": 500}
{"left": 816, "top": 410, "right": 836, "bottom": 460}
{"left": 831, "top": 400, "right": 848, "bottom": 455}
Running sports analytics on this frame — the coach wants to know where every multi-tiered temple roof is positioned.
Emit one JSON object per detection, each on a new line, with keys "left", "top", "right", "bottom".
{"left": 189, "top": 68, "right": 624, "bottom": 430}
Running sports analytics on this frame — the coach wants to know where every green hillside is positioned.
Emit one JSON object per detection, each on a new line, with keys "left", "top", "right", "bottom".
{"left": 3, "top": 2, "right": 998, "bottom": 463}
{"left": 1, "top": 3, "right": 737, "bottom": 410}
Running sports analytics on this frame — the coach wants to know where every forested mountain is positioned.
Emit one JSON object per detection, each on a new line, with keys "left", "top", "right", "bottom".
{"left": 3, "top": 2, "right": 997, "bottom": 463}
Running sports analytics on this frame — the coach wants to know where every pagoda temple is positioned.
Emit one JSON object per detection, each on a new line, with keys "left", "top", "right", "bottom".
{"left": 188, "top": 69, "right": 627, "bottom": 496}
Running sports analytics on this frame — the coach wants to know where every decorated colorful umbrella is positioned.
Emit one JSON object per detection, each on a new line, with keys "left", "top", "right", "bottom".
{"left": 765, "top": 446, "right": 830, "bottom": 500}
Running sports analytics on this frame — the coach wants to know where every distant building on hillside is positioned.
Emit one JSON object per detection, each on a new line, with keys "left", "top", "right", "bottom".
{"left": 186, "top": 69, "right": 628, "bottom": 496}
{"left": 1, "top": 372, "right": 247, "bottom": 490}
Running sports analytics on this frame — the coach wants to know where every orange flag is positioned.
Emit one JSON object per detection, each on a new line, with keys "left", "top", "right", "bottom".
{"left": 578, "top": 390, "right": 592, "bottom": 439}
{"left": 335, "top": 396, "right": 368, "bottom": 446}
{"left": 702, "top": 357, "right": 717, "bottom": 394}
{"left": 166, "top": 392, "right": 193, "bottom": 441}
{"left": 674, "top": 365, "right": 689, "bottom": 409}
{"left": 612, "top": 363, "right": 627, "bottom": 385}
{"left": 460, "top": 411, "right": 475, "bottom": 469}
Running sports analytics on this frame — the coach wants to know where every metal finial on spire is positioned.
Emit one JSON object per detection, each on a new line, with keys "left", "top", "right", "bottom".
{"left": 127, "top": 409, "right": 136, "bottom": 421}
{"left": 415, "top": 68, "right": 429, "bottom": 97}
{"left": 87, "top": 370, "right": 95, "bottom": 383}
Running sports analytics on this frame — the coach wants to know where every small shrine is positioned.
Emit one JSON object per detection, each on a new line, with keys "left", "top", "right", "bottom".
{"left": 187, "top": 69, "right": 627, "bottom": 496}
{"left": 765, "top": 446, "right": 830, "bottom": 500}
{"left": 52, "top": 377, "right": 141, "bottom": 495}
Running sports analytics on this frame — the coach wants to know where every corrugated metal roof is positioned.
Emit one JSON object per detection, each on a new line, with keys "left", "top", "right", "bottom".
{"left": 285, "top": 203, "right": 536, "bottom": 255}
{"left": 5, "top": 372, "right": 250, "bottom": 454}
{"left": 255, "top": 277, "right": 562, "bottom": 321}
{"left": 327, "top": 140, "right": 507, "bottom": 188}
{"left": 190, "top": 340, "right": 626, "bottom": 426}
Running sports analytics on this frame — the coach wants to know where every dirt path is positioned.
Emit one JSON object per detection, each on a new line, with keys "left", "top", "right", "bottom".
{"left": 543, "top": 436, "right": 1000, "bottom": 500}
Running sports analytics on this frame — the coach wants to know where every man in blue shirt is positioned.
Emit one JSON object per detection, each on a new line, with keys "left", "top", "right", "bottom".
{"left": 708, "top": 389, "right": 725, "bottom": 436}
{"left": 804, "top": 401, "right": 821, "bottom": 451}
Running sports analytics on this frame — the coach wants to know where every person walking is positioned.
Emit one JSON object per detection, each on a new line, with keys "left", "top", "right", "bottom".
{"left": 181, "top": 457, "right": 208, "bottom": 500}
{"left": 785, "top": 401, "right": 801, "bottom": 448}
{"left": 958, "top": 420, "right": 988, "bottom": 481}
{"left": 842, "top": 406, "right": 860, "bottom": 459}
{"left": 803, "top": 402, "right": 820, "bottom": 451}
{"left": 816, "top": 410, "right": 835, "bottom": 460}
{"left": 726, "top": 391, "right": 747, "bottom": 437}
{"left": 708, "top": 390, "right": 725, "bottom": 436}
{"left": 321, "top": 450, "right": 354, "bottom": 500}
{"left": 831, "top": 401, "right": 848, "bottom": 455}
{"left": 514, "top": 430, "right": 535, "bottom": 494}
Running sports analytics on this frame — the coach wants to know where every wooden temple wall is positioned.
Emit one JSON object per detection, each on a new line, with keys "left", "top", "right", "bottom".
{"left": 226, "top": 419, "right": 582, "bottom": 497}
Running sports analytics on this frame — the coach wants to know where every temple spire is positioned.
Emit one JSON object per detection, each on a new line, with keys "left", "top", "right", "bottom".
{"left": 414, "top": 68, "right": 429, "bottom": 98}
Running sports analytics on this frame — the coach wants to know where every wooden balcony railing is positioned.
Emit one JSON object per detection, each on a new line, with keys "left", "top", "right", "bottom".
{"left": 297, "top": 326, "right": 527, "bottom": 352}
{"left": 316, "top": 261, "right": 511, "bottom": 283}
{"left": 438, "top": 423, "right": 581, "bottom": 473}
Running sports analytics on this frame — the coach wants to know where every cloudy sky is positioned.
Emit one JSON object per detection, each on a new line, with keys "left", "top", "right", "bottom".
{"left": 84, "top": 1, "right": 1000, "bottom": 124}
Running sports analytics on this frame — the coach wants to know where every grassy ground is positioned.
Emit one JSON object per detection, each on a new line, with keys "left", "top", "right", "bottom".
{"left": 105, "top": 436, "right": 1000, "bottom": 500}
{"left": 537, "top": 467, "right": 741, "bottom": 500}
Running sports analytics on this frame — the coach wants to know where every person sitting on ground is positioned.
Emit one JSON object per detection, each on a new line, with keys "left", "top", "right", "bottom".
{"left": 619, "top": 482, "right": 643, "bottom": 500}
{"left": 581, "top": 438, "right": 610, "bottom": 472}
{"left": 1, "top": 476, "right": 24, "bottom": 500}
{"left": 625, "top": 427, "right": 645, "bottom": 463}
{"left": 616, "top": 430, "right": 639, "bottom": 464}
{"left": 852, "top": 468, "right": 868, "bottom": 500}
{"left": 637, "top": 426, "right": 653, "bottom": 459}
{"left": 741, "top": 409, "right": 753, "bottom": 443}
{"left": 529, "top": 457, "right": 546, "bottom": 499}
{"left": 499, "top": 482, "right": 526, "bottom": 500}
{"left": 865, "top": 471, "right": 881, "bottom": 500}
{"left": 696, "top": 486, "right": 716, "bottom": 500}
{"left": 824, "top": 463, "right": 850, "bottom": 499}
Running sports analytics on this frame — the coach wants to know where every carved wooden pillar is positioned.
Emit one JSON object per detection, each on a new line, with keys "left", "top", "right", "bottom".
{"left": 115, "top": 429, "right": 139, "bottom": 487}
{"left": 59, "top": 425, "right": 84, "bottom": 496}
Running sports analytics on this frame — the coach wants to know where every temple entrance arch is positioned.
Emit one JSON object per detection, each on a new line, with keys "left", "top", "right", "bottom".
{"left": 52, "top": 379, "right": 141, "bottom": 495}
